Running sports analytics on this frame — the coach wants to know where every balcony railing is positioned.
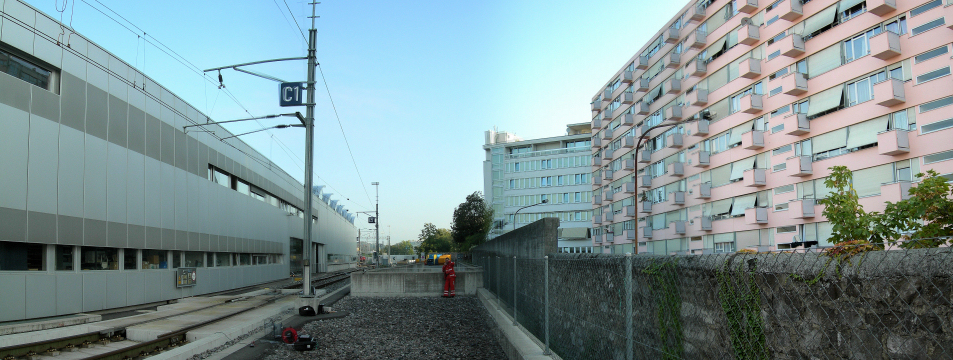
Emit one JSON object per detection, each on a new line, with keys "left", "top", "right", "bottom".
{"left": 505, "top": 146, "right": 591, "bottom": 159}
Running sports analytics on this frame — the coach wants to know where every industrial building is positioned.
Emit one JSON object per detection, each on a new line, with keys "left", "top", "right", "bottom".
{"left": 484, "top": 124, "right": 595, "bottom": 252}
{"left": 0, "top": 0, "right": 357, "bottom": 322}
{"left": 590, "top": 0, "right": 953, "bottom": 254}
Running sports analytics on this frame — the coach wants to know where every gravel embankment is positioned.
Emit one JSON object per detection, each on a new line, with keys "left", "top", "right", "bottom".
{"left": 265, "top": 296, "right": 507, "bottom": 360}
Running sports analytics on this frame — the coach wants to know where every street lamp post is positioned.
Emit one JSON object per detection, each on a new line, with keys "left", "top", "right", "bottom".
{"left": 513, "top": 199, "right": 548, "bottom": 230}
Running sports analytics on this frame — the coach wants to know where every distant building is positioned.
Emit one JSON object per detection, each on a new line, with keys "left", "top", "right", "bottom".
{"left": 483, "top": 124, "right": 595, "bottom": 253}
{"left": 590, "top": 0, "right": 953, "bottom": 254}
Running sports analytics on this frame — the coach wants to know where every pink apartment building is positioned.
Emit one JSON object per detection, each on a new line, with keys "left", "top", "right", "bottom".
{"left": 591, "top": 0, "right": 953, "bottom": 254}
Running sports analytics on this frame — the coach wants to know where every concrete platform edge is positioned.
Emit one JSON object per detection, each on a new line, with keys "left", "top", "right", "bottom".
{"left": 147, "top": 286, "right": 350, "bottom": 360}
{"left": 477, "top": 288, "right": 558, "bottom": 360}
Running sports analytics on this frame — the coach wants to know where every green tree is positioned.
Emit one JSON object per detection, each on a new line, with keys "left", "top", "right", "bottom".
{"left": 451, "top": 191, "right": 494, "bottom": 250}
{"left": 386, "top": 240, "right": 415, "bottom": 255}
{"left": 417, "top": 223, "right": 454, "bottom": 254}
{"left": 817, "top": 166, "right": 883, "bottom": 244}
{"left": 881, "top": 170, "right": 953, "bottom": 247}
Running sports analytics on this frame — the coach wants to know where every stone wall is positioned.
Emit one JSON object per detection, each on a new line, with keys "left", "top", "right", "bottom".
{"left": 480, "top": 245, "right": 953, "bottom": 359}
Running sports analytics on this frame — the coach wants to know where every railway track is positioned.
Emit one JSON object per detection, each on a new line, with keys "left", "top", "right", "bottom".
{"left": 0, "top": 269, "right": 358, "bottom": 360}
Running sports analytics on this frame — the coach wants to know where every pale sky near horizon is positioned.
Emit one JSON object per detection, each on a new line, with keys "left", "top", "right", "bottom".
{"left": 22, "top": 0, "right": 687, "bottom": 243}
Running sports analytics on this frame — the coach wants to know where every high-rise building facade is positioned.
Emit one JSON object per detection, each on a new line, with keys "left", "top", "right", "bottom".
{"left": 484, "top": 124, "right": 596, "bottom": 252}
{"left": 591, "top": 0, "right": 953, "bottom": 254}
{"left": 0, "top": 0, "right": 357, "bottom": 322}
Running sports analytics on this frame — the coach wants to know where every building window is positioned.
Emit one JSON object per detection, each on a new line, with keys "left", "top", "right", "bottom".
{"left": 916, "top": 66, "right": 950, "bottom": 84}
{"left": 910, "top": 0, "right": 942, "bottom": 17}
{"left": 0, "top": 45, "right": 55, "bottom": 91}
{"left": 215, "top": 253, "right": 231, "bottom": 267}
{"left": 915, "top": 46, "right": 949, "bottom": 64}
{"left": 81, "top": 247, "right": 120, "bottom": 271}
{"left": 919, "top": 96, "right": 953, "bottom": 113}
{"left": 922, "top": 118, "right": 953, "bottom": 135}
{"left": 185, "top": 252, "right": 205, "bottom": 267}
{"left": 124, "top": 249, "right": 138, "bottom": 270}
{"left": 142, "top": 249, "right": 168, "bottom": 269}
{"left": 911, "top": 17, "right": 945, "bottom": 36}
{"left": 210, "top": 166, "right": 230, "bottom": 188}
{"left": 0, "top": 241, "right": 45, "bottom": 271}
{"left": 714, "top": 241, "right": 735, "bottom": 253}
{"left": 56, "top": 245, "right": 74, "bottom": 271}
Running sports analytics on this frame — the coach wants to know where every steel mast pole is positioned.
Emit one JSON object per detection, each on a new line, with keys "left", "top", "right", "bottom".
{"left": 375, "top": 183, "right": 380, "bottom": 266}
{"left": 302, "top": 1, "right": 318, "bottom": 297}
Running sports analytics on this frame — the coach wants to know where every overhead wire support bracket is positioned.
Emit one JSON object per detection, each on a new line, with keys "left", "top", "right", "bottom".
{"left": 182, "top": 113, "right": 300, "bottom": 130}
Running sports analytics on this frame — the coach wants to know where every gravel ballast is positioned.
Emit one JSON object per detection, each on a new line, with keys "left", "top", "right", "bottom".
{"left": 264, "top": 296, "right": 507, "bottom": 360}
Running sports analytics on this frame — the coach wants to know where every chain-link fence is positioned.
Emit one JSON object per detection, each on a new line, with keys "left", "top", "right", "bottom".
{"left": 475, "top": 241, "right": 953, "bottom": 360}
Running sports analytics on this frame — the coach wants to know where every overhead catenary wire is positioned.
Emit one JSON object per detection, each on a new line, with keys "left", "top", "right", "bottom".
{"left": 74, "top": 0, "right": 371, "bottom": 211}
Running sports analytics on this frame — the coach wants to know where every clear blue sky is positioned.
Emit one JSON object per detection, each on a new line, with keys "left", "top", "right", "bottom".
{"left": 24, "top": 0, "right": 686, "bottom": 242}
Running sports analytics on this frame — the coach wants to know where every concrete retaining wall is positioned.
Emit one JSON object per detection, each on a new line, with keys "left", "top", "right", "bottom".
{"left": 474, "top": 218, "right": 558, "bottom": 259}
{"left": 350, "top": 267, "right": 483, "bottom": 297}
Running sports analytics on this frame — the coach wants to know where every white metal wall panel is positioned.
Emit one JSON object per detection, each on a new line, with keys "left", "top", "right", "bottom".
{"left": 127, "top": 153, "right": 145, "bottom": 226}
{"left": 0, "top": 103, "right": 29, "bottom": 210}
{"left": 83, "top": 135, "right": 108, "bottom": 221}
{"left": 106, "top": 143, "right": 127, "bottom": 223}
{"left": 143, "top": 157, "right": 161, "bottom": 228}
{"left": 27, "top": 114, "right": 59, "bottom": 214}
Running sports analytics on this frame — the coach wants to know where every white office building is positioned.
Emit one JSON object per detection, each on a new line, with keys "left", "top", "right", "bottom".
{"left": 483, "top": 124, "right": 595, "bottom": 252}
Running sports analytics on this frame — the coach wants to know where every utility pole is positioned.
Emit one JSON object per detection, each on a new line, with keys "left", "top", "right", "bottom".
{"left": 372, "top": 182, "right": 379, "bottom": 266}
{"left": 301, "top": 1, "right": 319, "bottom": 296}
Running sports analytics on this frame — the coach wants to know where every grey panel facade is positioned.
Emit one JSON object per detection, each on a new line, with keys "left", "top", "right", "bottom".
{"left": 0, "top": 0, "right": 357, "bottom": 323}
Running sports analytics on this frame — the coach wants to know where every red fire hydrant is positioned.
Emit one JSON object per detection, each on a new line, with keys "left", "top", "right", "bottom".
{"left": 443, "top": 260, "right": 456, "bottom": 297}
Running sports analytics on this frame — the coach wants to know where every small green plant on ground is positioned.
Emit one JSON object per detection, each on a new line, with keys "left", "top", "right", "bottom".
{"left": 642, "top": 260, "right": 683, "bottom": 360}
{"left": 716, "top": 259, "right": 768, "bottom": 360}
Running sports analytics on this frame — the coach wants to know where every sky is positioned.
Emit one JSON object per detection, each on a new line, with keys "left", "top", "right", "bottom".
{"left": 23, "top": 0, "right": 687, "bottom": 242}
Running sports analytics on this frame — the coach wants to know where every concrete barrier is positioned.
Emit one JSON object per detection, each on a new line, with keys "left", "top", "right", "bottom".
{"left": 350, "top": 265, "right": 483, "bottom": 297}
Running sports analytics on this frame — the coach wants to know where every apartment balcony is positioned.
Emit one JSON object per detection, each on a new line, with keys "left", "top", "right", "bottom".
{"left": 592, "top": 137, "right": 602, "bottom": 148}
{"left": 690, "top": 59, "right": 708, "bottom": 77}
{"left": 874, "top": 78, "right": 905, "bottom": 106}
{"left": 639, "top": 150, "right": 652, "bottom": 163}
{"left": 624, "top": 159, "right": 636, "bottom": 171}
{"left": 663, "top": 52, "right": 681, "bottom": 69}
{"left": 641, "top": 201, "right": 653, "bottom": 214}
{"left": 690, "top": 120, "right": 709, "bottom": 136}
{"left": 625, "top": 205, "right": 637, "bottom": 217}
{"left": 743, "top": 168, "right": 767, "bottom": 187}
{"left": 695, "top": 216, "right": 713, "bottom": 231}
{"left": 662, "top": 28, "right": 680, "bottom": 44}
{"left": 673, "top": 220, "right": 687, "bottom": 235}
{"left": 626, "top": 229, "right": 636, "bottom": 240}
{"left": 691, "top": 151, "right": 710, "bottom": 167}
{"left": 640, "top": 175, "right": 652, "bottom": 189}
{"left": 666, "top": 191, "right": 686, "bottom": 206}
{"left": 636, "top": 55, "right": 649, "bottom": 70}
{"left": 693, "top": 183, "right": 711, "bottom": 199}
{"left": 593, "top": 215, "right": 602, "bottom": 224}
{"left": 634, "top": 77, "right": 649, "bottom": 93}
{"left": 591, "top": 102, "right": 601, "bottom": 112}
{"left": 870, "top": 31, "right": 901, "bottom": 60}
{"left": 593, "top": 196, "right": 602, "bottom": 206}
{"left": 781, "top": 113, "right": 809, "bottom": 135}
{"left": 667, "top": 78, "right": 682, "bottom": 94}
{"left": 881, "top": 181, "right": 913, "bottom": 201}
{"left": 739, "top": 94, "right": 763, "bottom": 114}
{"left": 625, "top": 181, "right": 636, "bottom": 194}
{"left": 739, "top": 23, "right": 760, "bottom": 46}
{"left": 619, "top": 92, "right": 633, "bottom": 105}
{"left": 604, "top": 192, "right": 613, "bottom": 204}
{"left": 604, "top": 233, "right": 613, "bottom": 243}
{"left": 790, "top": 199, "right": 816, "bottom": 219}
{"left": 740, "top": 58, "right": 761, "bottom": 79}
{"left": 777, "top": 0, "right": 803, "bottom": 21}
{"left": 642, "top": 226, "right": 653, "bottom": 239}
{"left": 624, "top": 135, "right": 636, "bottom": 148}
{"left": 603, "top": 128, "right": 613, "bottom": 140}
{"left": 594, "top": 177, "right": 602, "bottom": 186}
{"left": 780, "top": 73, "right": 808, "bottom": 95}
{"left": 778, "top": 34, "right": 805, "bottom": 57}
{"left": 669, "top": 162, "right": 685, "bottom": 177}
{"left": 745, "top": 207, "right": 769, "bottom": 224}
{"left": 688, "top": 29, "right": 707, "bottom": 49}
{"left": 737, "top": 0, "right": 759, "bottom": 13}
{"left": 602, "top": 112, "right": 613, "bottom": 121}
{"left": 604, "top": 170, "right": 614, "bottom": 181}
{"left": 877, "top": 129, "right": 910, "bottom": 155}
{"left": 591, "top": 119, "right": 603, "bottom": 131}
{"left": 665, "top": 106, "right": 683, "bottom": 121}
{"left": 688, "top": 3, "right": 706, "bottom": 23}
{"left": 667, "top": 133, "right": 684, "bottom": 148}
{"left": 742, "top": 130, "right": 765, "bottom": 149}
{"left": 602, "top": 150, "right": 611, "bottom": 161}
{"left": 592, "top": 157, "right": 602, "bottom": 166}
{"left": 637, "top": 101, "right": 651, "bottom": 115}
{"left": 786, "top": 155, "right": 812, "bottom": 177}
{"left": 621, "top": 70, "right": 635, "bottom": 84}
{"left": 687, "top": 89, "right": 708, "bottom": 106}
{"left": 868, "top": 0, "right": 897, "bottom": 16}
{"left": 605, "top": 212, "right": 614, "bottom": 222}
